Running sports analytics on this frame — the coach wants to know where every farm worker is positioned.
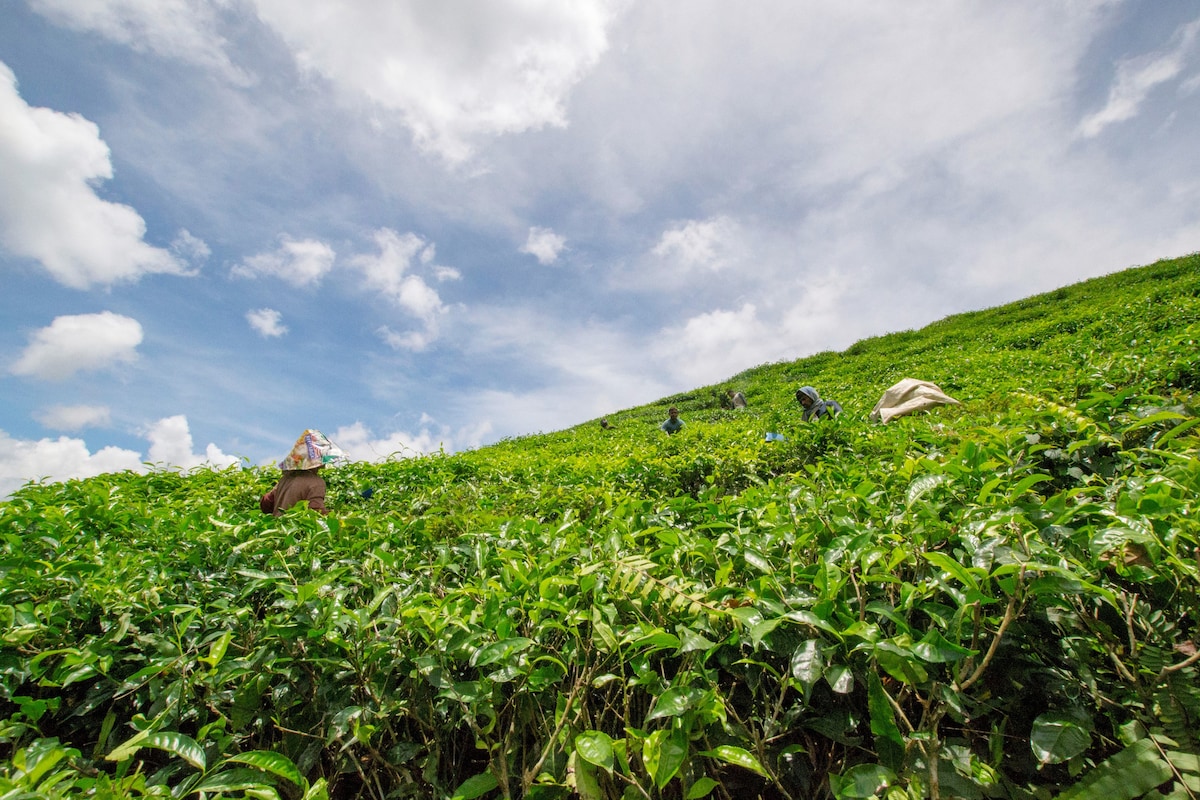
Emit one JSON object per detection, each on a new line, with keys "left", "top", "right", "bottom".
{"left": 259, "top": 429, "right": 348, "bottom": 515}
{"left": 795, "top": 386, "right": 842, "bottom": 421}
{"left": 727, "top": 390, "right": 748, "bottom": 408}
{"left": 660, "top": 407, "right": 685, "bottom": 434}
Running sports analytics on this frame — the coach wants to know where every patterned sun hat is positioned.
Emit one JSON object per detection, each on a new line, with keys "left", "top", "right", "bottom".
{"left": 278, "top": 429, "right": 348, "bottom": 471}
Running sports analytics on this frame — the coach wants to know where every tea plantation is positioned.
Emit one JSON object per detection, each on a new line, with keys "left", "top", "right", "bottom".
{"left": 2, "top": 253, "right": 1198, "bottom": 799}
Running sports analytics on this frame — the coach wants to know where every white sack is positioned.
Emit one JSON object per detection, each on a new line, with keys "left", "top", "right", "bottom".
{"left": 870, "top": 378, "right": 961, "bottom": 424}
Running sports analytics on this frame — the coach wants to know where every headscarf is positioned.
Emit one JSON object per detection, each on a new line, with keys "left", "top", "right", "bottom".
{"left": 278, "top": 429, "right": 348, "bottom": 471}
{"left": 797, "top": 386, "right": 830, "bottom": 421}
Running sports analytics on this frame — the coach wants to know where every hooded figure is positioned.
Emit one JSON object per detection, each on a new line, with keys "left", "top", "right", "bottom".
{"left": 795, "top": 386, "right": 842, "bottom": 421}
{"left": 260, "top": 429, "right": 348, "bottom": 515}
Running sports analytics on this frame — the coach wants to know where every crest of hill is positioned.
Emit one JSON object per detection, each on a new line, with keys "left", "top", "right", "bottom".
{"left": 544, "top": 252, "right": 1200, "bottom": 439}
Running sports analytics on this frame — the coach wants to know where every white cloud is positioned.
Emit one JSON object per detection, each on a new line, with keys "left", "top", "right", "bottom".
{"left": 0, "top": 414, "right": 237, "bottom": 498}
{"left": 144, "top": 414, "right": 238, "bottom": 470}
{"left": 434, "top": 265, "right": 462, "bottom": 282}
{"left": 0, "top": 429, "right": 144, "bottom": 498}
{"left": 376, "top": 325, "right": 436, "bottom": 353}
{"left": 35, "top": 404, "right": 112, "bottom": 431}
{"left": 170, "top": 229, "right": 211, "bottom": 264}
{"left": 27, "top": 0, "right": 251, "bottom": 84}
{"left": 246, "top": 308, "right": 288, "bottom": 338}
{"left": 250, "top": 0, "right": 626, "bottom": 162}
{"left": 353, "top": 228, "right": 451, "bottom": 350}
{"left": 521, "top": 226, "right": 567, "bottom": 265}
{"left": 332, "top": 419, "right": 491, "bottom": 461}
{"left": 232, "top": 236, "right": 336, "bottom": 287}
{"left": 653, "top": 304, "right": 773, "bottom": 388}
{"left": 11, "top": 312, "right": 143, "bottom": 381}
{"left": 1078, "top": 18, "right": 1200, "bottom": 138}
{"left": 0, "top": 62, "right": 192, "bottom": 289}
{"left": 651, "top": 216, "right": 742, "bottom": 273}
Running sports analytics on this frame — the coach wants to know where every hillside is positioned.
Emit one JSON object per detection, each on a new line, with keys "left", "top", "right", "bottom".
{"left": 1, "top": 252, "right": 1198, "bottom": 799}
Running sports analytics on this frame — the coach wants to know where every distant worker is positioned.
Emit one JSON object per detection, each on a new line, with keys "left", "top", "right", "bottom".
{"left": 727, "top": 390, "right": 748, "bottom": 409}
{"left": 795, "top": 386, "right": 842, "bottom": 421}
{"left": 660, "top": 406, "right": 685, "bottom": 434}
{"left": 260, "top": 429, "right": 348, "bottom": 515}
{"left": 600, "top": 417, "right": 612, "bottom": 430}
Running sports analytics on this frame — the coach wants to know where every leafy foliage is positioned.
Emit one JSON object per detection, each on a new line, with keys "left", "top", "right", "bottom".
{"left": 2, "top": 253, "right": 1199, "bottom": 798}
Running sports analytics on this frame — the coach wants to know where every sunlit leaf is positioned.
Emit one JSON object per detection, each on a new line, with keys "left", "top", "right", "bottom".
{"left": 575, "top": 730, "right": 615, "bottom": 773}
{"left": 699, "top": 745, "right": 768, "bottom": 777}
{"left": 225, "top": 751, "right": 306, "bottom": 788}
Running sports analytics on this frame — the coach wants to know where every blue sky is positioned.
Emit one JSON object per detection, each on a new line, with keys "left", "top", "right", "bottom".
{"left": 2, "top": 0, "right": 1198, "bottom": 495}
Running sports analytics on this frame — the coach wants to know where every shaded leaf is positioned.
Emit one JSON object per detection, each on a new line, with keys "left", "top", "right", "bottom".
{"left": 1031, "top": 711, "right": 1092, "bottom": 765}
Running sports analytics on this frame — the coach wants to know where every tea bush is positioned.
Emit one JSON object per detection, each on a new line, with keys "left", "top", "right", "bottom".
{"left": 1, "top": 253, "right": 1198, "bottom": 799}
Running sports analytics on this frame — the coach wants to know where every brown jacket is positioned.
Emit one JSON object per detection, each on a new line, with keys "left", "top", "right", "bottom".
{"left": 260, "top": 468, "right": 328, "bottom": 515}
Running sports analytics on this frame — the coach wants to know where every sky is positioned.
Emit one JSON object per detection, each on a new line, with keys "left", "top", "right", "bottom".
{"left": 2, "top": 0, "right": 1199, "bottom": 496}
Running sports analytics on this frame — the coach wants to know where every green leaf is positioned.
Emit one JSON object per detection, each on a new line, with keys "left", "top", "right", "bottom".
{"left": 15, "top": 739, "right": 74, "bottom": 786}
{"left": 1031, "top": 711, "right": 1092, "bottom": 765}
{"left": 225, "top": 751, "right": 306, "bottom": 788}
{"left": 686, "top": 777, "right": 719, "bottom": 799}
{"left": 304, "top": 777, "right": 330, "bottom": 800}
{"left": 575, "top": 730, "right": 615, "bottom": 774}
{"left": 830, "top": 763, "right": 898, "bottom": 799}
{"left": 192, "top": 767, "right": 275, "bottom": 794}
{"left": 647, "top": 687, "right": 701, "bottom": 721}
{"left": 922, "top": 551, "right": 981, "bottom": 593}
{"left": 790, "top": 639, "right": 824, "bottom": 692}
{"left": 868, "top": 672, "right": 904, "bottom": 773}
{"left": 1007, "top": 473, "right": 1052, "bottom": 500}
{"left": 1153, "top": 415, "right": 1200, "bottom": 449}
{"left": 1057, "top": 738, "right": 1172, "bottom": 800}
{"left": 825, "top": 664, "right": 855, "bottom": 694}
{"left": 906, "top": 474, "right": 949, "bottom": 507}
{"left": 472, "top": 637, "right": 534, "bottom": 667}
{"left": 748, "top": 617, "right": 783, "bottom": 648}
{"left": 644, "top": 728, "right": 688, "bottom": 789}
{"left": 874, "top": 641, "right": 928, "bottom": 686}
{"left": 912, "top": 629, "right": 974, "bottom": 663}
{"left": 201, "top": 630, "right": 234, "bottom": 667}
{"left": 144, "top": 731, "right": 206, "bottom": 770}
{"left": 572, "top": 754, "right": 604, "bottom": 800}
{"left": 699, "top": 745, "right": 768, "bottom": 777}
{"left": 107, "top": 729, "right": 206, "bottom": 771}
{"left": 743, "top": 549, "right": 774, "bottom": 573}
{"left": 451, "top": 770, "right": 499, "bottom": 800}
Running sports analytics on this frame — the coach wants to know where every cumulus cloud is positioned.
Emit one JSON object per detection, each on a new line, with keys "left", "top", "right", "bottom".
{"left": 0, "top": 414, "right": 237, "bottom": 498}
{"left": 11, "top": 312, "right": 143, "bottom": 381}
{"left": 246, "top": 307, "right": 288, "bottom": 338}
{"left": 0, "top": 429, "right": 143, "bottom": 497}
{"left": 352, "top": 228, "right": 451, "bottom": 351}
{"left": 251, "top": 0, "right": 625, "bottom": 162}
{"left": 35, "top": 404, "right": 112, "bottom": 431}
{"left": 332, "top": 418, "right": 491, "bottom": 461}
{"left": 1078, "top": 18, "right": 1200, "bottom": 138}
{"left": 651, "top": 216, "right": 742, "bottom": 273}
{"left": 26, "top": 0, "right": 251, "bottom": 84}
{"left": 144, "top": 414, "right": 238, "bottom": 469}
{"left": 521, "top": 226, "right": 567, "bottom": 265}
{"left": 232, "top": 236, "right": 336, "bottom": 287}
{"left": 0, "top": 62, "right": 192, "bottom": 289}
